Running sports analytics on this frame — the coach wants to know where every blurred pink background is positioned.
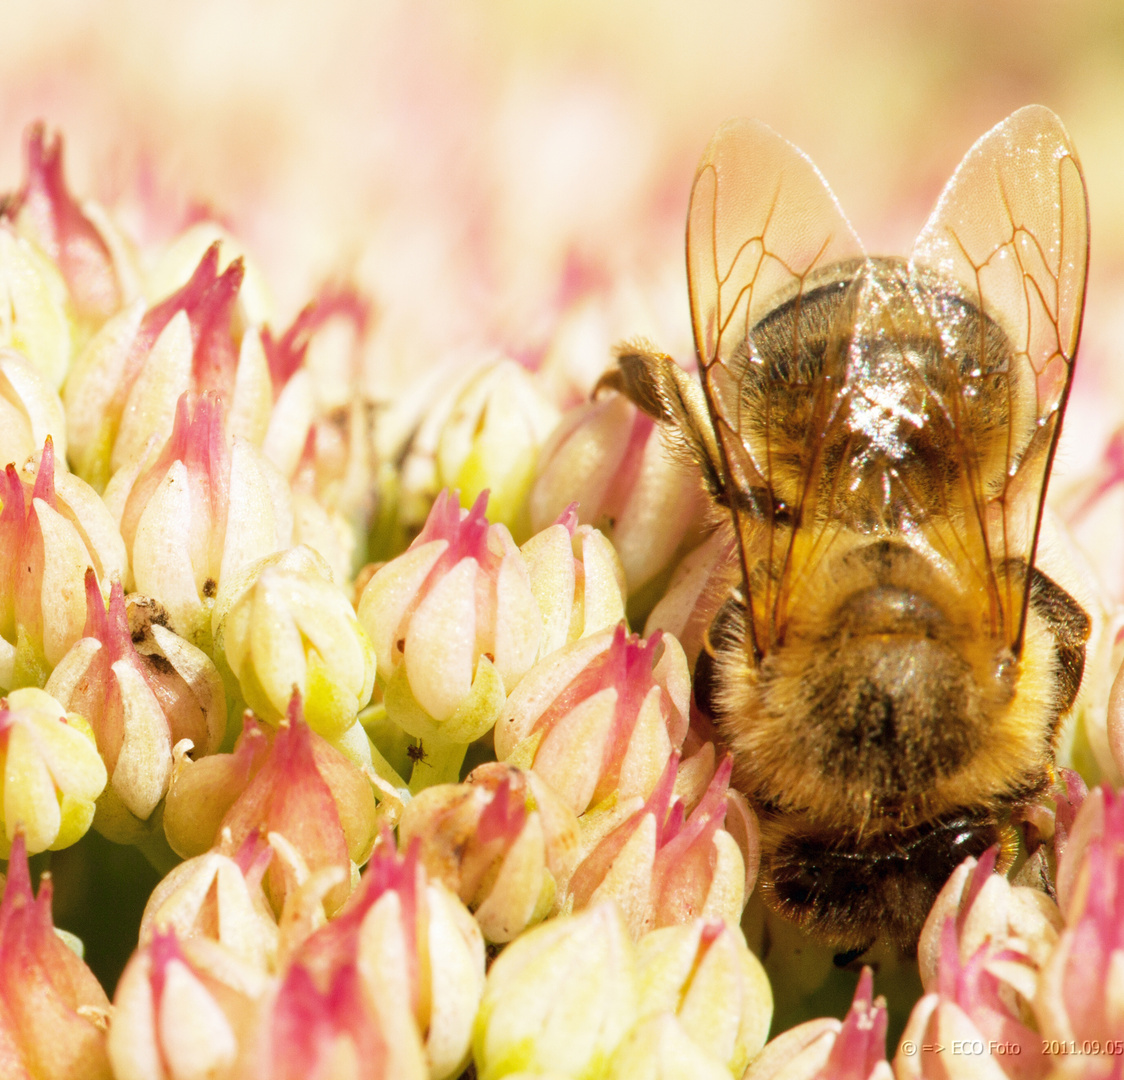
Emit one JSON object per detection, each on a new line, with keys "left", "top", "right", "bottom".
{"left": 2, "top": 0, "right": 1122, "bottom": 506}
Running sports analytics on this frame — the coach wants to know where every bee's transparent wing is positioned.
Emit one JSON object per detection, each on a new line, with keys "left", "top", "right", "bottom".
{"left": 687, "top": 119, "right": 865, "bottom": 657}
{"left": 911, "top": 105, "right": 1088, "bottom": 649}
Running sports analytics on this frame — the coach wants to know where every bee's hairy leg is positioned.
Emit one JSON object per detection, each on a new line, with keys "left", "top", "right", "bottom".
{"left": 597, "top": 339, "right": 727, "bottom": 505}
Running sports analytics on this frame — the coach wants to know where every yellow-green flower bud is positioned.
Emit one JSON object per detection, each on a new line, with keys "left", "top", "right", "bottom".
{"left": 0, "top": 223, "right": 72, "bottom": 390}
{"left": 635, "top": 920, "right": 772, "bottom": 1076}
{"left": 521, "top": 508, "right": 627, "bottom": 661}
{"left": 0, "top": 686, "right": 107, "bottom": 855}
{"left": 399, "top": 358, "right": 561, "bottom": 542}
{"left": 473, "top": 902, "right": 639, "bottom": 1080}
{"left": 605, "top": 1014, "right": 731, "bottom": 1080}
{"left": 359, "top": 490, "right": 541, "bottom": 787}
{"left": 214, "top": 544, "right": 375, "bottom": 741}
{"left": 0, "top": 346, "right": 68, "bottom": 472}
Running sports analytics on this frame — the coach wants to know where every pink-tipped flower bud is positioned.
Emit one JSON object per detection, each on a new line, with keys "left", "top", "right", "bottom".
{"left": 8, "top": 125, "right": 133, "bottom": 328}
{"left": 0, "top": 687, "right": 106, "bottom": 856}
{"left": 358, "top": 490, "right": 541, "bottom": 783}
{"left": 529, "top": 390, "right": 706, "bottom": 599}
{"left": 139, "top": 831, "right": 279, "bottom": 973}
{"left": 163, "top": 697, "right": 377, "bottom": 915}
{"left": 520, "top": 506, "right": 628, "bottom": 660}
{"left": 0, "top": 833, "right": 113, "bottom": 1079}
{"left": 0, "top": 436, "right": 127, "bottom": 690}
{"left": 917, "top": 846, "right": 1062, "bottom": 993}
{"left": 253, "top": 958, "right": 425, "bottom": 1080}
{"left": 567, "top": 753, "right": 747, "bottom": 937}
{"left": 496, "top": 623, "right": 690, "bottom": 817}
{"left": 213, "top": 544, "right": 375, "bottom": 742}
{"left": 473, "top": 902, "right": 639, "bottom": 1080}
{"left": 109, "top": 928, "right": 270, "bottom": 1080}
{"left": 746, "top": 968, "right": 890, "bottom": 1080}
{"left": 281, "top": 841, "right": 483, "bottom": 1080}
{"left": 64, "top": 242, "right": 272, "bottom": 488}
{"left": 398, "top": 762, "right": 581, "bottom": 942}
{"left": 634, "top": 919, "right": 772, "bottom": 1076}
{"left": 1035, "top": 784, "right": 1124, "bottom": 1061}
{"left": 106, "top": 391, "right": 290, "bottom": 649}
{"left": 898, "top": 919, "right": 1044, "bottom": 1080}
{"left": 45, "top": 572, "right": 226, "bottom": 843}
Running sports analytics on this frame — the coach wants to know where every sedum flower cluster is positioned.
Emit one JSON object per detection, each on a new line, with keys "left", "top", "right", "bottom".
{"left": 4, "top": 122, "right": 1124, "bottom": 1080}
{"left": 0, "top": 125, "right": 766, "bottom": 1080}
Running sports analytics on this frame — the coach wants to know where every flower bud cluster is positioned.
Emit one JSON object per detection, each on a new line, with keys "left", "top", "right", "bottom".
{"left": 888, "top": 780, "right": 1124, "bottom": 1077}
{"left": 0, "top": 122, "right": 776, "bottom": 1080}
{"left": 475, "top": 903, "right": 772, "bottom": 1080}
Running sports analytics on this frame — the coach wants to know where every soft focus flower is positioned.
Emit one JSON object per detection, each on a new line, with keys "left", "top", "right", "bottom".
{"left": 261, "top": 288, "right": 377, "bottom": 583}
{"left": 1035, "top": 784, "right": 1124, "bottom": 1060}
{"left": 746, "top": 968, "right": 890, "bottom": 1080}
{"left": 45, "top": 571, "right": 226, "bottom": 842}
{"left": 358, "top": 488, "right": 541, "bottom": 786}
{"left": 281, "top": 840, "right": 483, "bottom": 1080}
{"left": 529, "top": 388, "right": 706, "bottom": 601}
{"left": 64, "top": 241, "right": 273, "bottom": 487}
{"left": 0, "top": 832, "right": 113, "bottom": 1080}
{"left": 495, "top": 623, "right": 690, "bottom": 817}
{"left": 897, "top": 919, "right": 1044, "bottom": 1080}
{"left": 109, "top": 928, "right": 270, "bottom": 1080}
{"left": 0, "top": 436, "right": 127, "bottom": 690}
{"left": 0, "top": 686, "right": 106, "bottom": 856}
{"left": 213, "top": 544, "right": 375, "bottom": 742}
{"left": 163, "top": 698, "right": 377, "bottom": 915}
{"left": 566, "top": 752, "right": 748, "bottom": 937}
{"left": 398, "top": 357, "right": 561, "bottom": 540}
{"left": 0, "top": 218, "right": 72, "bottom": 391}
{"left": 520, "top": 504, "right": 628, "bottom": 660}
{"left": 473, "top": 902, "right": 639, "bottom": 1080}
{"left": 105, "top": 390, "right": 291, "bottom": 649}
{"left": 643, "top": 526, "right": 739, "bottom": 669}
{"left": 397, "top": 762, "right": 581, "bottom": 942}
{"left": 6, "top": 125, "right": 137, "bottom": 331}
{"left": 0, "top": 346, "right": 68, "bottom": 471}
{"left": 634, "top": 919, "right": 772, "bottom": 1076}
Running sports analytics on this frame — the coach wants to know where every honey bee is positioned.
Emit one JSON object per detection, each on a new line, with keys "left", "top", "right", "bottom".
{"left": 604, "top": 107, "right": 1090, "bottom": 954}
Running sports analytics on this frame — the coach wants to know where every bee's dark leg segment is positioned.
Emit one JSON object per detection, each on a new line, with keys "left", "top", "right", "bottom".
{"left": 832, "top": 944, "right": 873, "bottom": 968}
{"left": 1027, "top": 565, "right": 1091, "bottom": 716}
{"left": 695, "top": 589, "right": 753, "bottom": 715}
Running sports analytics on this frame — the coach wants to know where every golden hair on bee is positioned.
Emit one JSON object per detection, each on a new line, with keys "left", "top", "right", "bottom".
{"left": 610, "top": 106, "right": 1090, "bottom": 955}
